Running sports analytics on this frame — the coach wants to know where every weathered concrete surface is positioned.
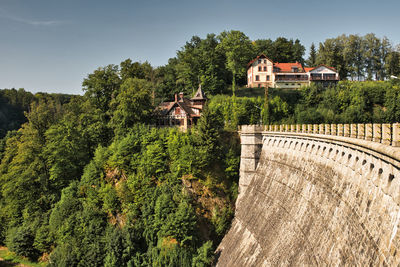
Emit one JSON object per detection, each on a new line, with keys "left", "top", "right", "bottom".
{"left": 217, "top": 133, "right": 400, "bottom": 266}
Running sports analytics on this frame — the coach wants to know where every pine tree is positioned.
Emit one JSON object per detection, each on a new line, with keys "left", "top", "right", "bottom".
{"left": 306, "top": 43, "right": 317, "bottom": 67}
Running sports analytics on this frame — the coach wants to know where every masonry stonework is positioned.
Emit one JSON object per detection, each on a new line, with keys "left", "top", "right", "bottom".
{"left": 217, "top": 123, "right": 400, "bottom": 266}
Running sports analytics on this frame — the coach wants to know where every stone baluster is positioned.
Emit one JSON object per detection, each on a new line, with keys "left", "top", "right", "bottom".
{"left": 302, "top": 124, "right": 307, "bottom": 133}
{"left": 290, "top": 124, "right": 295, "bottom": 132}
{"left": 382, "top": 124, "right": 391, "bottom": 145}
{"left": 313, "top": 124, "right": 319, "bottom": 134}
{"left": 331, "top": 124, "right": 337, "bottom": 136}
{"left": 365, "top": 124, "right": 373, "bottom": 141}
{"left": 392, "top": 123, "right": 400, "bottom": 147}
{"left": 344, "top": 124, "right": 350, "bottom": 137}
{"left": 338, "top": 124, "right": 344, "bottom": 136}
{"left": 319, "top": 124, "right": 325, "bottom": 134}
{"left": 325, "top": 124, "right": 331, "bottom": 135}
{"left": 357, "top": 124, "right": 365, "bottom": 139}
{"left": 284, "top": 124, "right": 288, "bottom": 132}
{"left": 307, "top": 124, "right": 313, "bottom": 133}
{"left": 372, "top": 123, "right": 382, "bottom": 142}
{"left": 296, "top": 124, "right": 301, "bottom": 133}
{"left": 279, "top": 125, "right": 284, "bottom": 132}
{"left": 350, "top": 124, "right": 357, "bottom": 138}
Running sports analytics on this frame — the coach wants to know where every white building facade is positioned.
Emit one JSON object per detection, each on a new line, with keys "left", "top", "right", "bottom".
{"left": 247, "top": 54, "right": 339, "bottom": 89}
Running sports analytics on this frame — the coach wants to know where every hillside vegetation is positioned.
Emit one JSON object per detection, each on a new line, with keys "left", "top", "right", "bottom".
{"left": 0, "top": 75, "right": 240, "bottom": 266}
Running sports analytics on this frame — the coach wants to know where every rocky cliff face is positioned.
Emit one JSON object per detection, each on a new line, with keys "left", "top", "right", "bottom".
{"left": 216, "top": 134, "right": 400, "bottom": 266}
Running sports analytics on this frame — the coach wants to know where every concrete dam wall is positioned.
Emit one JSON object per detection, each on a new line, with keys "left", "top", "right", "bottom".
{"left": 217, "top": 124, "right": 400, "bottom": 266}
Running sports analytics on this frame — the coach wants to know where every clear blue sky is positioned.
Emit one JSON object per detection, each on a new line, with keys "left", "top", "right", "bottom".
{"left": 1, "top": 0, "right": 399, "bottom": 95}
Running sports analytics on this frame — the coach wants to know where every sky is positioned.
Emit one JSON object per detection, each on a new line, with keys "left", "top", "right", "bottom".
{"left": 0, "top": 0, "right": 399, "bottom": 95}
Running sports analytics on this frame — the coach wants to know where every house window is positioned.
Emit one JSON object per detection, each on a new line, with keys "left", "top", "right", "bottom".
{"left": 258, "top": 59, "right": 261, "bottom": 64}
{"left": 175, "top": 107, "right": 180, "bottom": 114}
{"left": 267, "top": 75, "right": 270, "bottom": 81}
{"left": 255, "top": 75, "right": 260, "bottom": 81}
{"left": 264, "top": 66, "right": 267, "bottom": 71}
{"left": 264, "top": 60, "right": 267, "bottom": 64}
{"left": 258, "top": 66, "right": 262, "bottom": 71}
{"left": 292, "top": 67, "right": 298, "bottom": 73}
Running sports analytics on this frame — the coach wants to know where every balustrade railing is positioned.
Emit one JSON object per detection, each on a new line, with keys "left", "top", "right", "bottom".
{"left": 239, "top": 123, "right": 400, "bottom": 147}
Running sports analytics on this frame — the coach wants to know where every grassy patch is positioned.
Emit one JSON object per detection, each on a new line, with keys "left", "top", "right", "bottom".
{"left": 0, "top": 247, "right": 46, "bottom": 267}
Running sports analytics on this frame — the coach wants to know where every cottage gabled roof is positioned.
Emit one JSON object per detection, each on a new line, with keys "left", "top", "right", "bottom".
{"left": 247, "top": 54, "right": 274, "bottom": 68}
{"left": 191, "top": 84, "right": 207, "bottom": 100}
{"left": 177, "top": 101, "right": 194, "bottom": 116}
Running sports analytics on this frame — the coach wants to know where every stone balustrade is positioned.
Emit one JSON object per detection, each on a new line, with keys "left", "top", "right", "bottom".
{"left": 240, "top": 123, "right": 400, "bottom": 147}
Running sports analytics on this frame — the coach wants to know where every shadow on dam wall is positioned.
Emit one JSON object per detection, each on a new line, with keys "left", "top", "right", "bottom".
{"left": 216, "top": 129, "right": 400, "bottom": 266}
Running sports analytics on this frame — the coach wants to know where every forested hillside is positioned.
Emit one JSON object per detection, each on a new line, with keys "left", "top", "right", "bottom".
{"left": 1, "top": 30, "right": 400, "bottom": 266}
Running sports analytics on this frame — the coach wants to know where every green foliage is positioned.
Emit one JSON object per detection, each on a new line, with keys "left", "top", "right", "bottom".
{"left": 315, "top": 33, "right": 399, "bottom": 81}
{"left": 211, "top": 206, "right": 234, "bottom": 238}
{"left": 6, "top": 225, "right": 40, "bottom": 260}
{"left": 192, "top": 241, "right": 214, "bottom": 267}
{"left": 82, "top": 64, "right": 121, "bottom": 114}
{"left": 0, "top": 88, "right": 34, "bottom": 138}
{"left": 109, "top": 78, "right": 155, "bottom": 136}
{"left": 217, "top": 30, "right": 254, "bottom": 94}
{"left": 291, "top": 80, "right": 400, "bottom": 124}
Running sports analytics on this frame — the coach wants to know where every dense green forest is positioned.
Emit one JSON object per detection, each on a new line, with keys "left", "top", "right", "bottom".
{"left": 0, "top": 84, "right": 240, "bottom": 265}
{"left": 1, "top": 30, "right": 400, "bottom": 266}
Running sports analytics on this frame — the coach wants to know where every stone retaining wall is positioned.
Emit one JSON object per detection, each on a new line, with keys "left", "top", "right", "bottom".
{"left": 217, "top": 124, "right": 400, "bottom": 266}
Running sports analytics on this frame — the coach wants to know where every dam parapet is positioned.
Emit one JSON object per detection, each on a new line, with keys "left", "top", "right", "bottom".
{"left": 240, "top": 122, "right": 400, "bottom": 147}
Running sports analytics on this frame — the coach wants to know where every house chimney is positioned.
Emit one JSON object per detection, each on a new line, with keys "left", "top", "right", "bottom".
{"left": 174, "top": 93, "right": 178, "bottom": 102}
{"left": 179, "top": 92, "right": 184, "bottom": 100}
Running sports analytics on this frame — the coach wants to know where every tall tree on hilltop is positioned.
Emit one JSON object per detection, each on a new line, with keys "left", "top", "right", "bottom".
{"left": 293, "top": 39, "right": 305, "bottom": 64}
{"left": 217, "top": 30, "right": 254, "bottom": 95}
{"left": 363, "top": 33, "right": 381, "bottom": 80}
{"left": 317, "top": 38, "right": 348, "bottom": 79}
{"left": 109, "top": 78, "right": 154, "bottom": 136}
{"left": 253, "top": 39, "right": 274, "bottom": 59}
{"left": 386, "top": 48, "right": 400, "bottom": 78}
{"left": 120, "top": 59, "right": 154, "bottom": 82}
{"left": 306, "top": 43, "right": 317, "bottom": 67}
{"left": 379, "top": 36, "right": 392, "bottom": 80}
{"left": 272, "top": 37, "right": 293, "bottom": 62}
{"left": 82, "top": 64, "right": 121, "bottom": 114}
{"left": 343, "top": 34, "right": 364, "bottom": 80}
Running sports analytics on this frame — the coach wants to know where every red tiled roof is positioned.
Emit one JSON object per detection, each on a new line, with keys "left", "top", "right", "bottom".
{"left": 304, "top": 67, "right": 314, "bottom": 72}
{"left": 273, "top": 62, "right": 304, "bottom": 73}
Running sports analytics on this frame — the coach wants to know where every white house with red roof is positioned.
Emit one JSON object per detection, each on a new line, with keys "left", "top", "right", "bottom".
{"left": 247, "top": 54, "right": 339, "bottom": 89}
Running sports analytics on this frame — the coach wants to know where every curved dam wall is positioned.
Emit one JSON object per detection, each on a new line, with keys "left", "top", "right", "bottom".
{"left": 217, "top": 124, "right": 400, "bottom": 266}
